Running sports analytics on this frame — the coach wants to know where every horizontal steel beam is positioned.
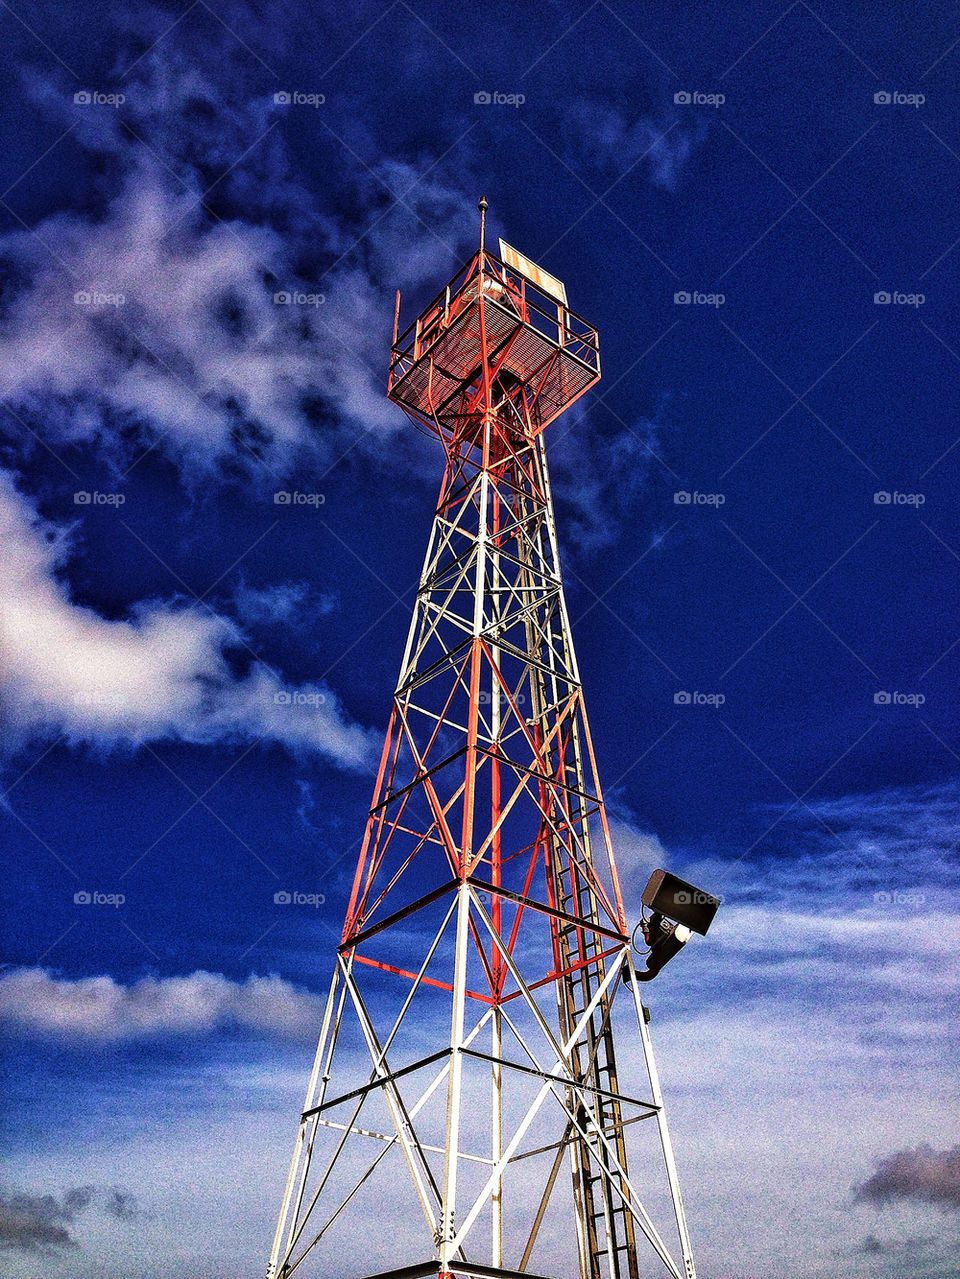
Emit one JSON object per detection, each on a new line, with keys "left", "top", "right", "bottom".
{"left": 302, "top": 1049, "right": 450, "bottom": 1118}
{"left": 508, "top": 1110, "right": 658, "bottom": 1163}
{"left": 369, "top": 745, "right": 471, "bottom": 814}
{"left": 459, "top": 1048, "right": 657, "bottom": 1114}
{"left": 314, "top": 1118, "right": 494, "bottom": 1166}
{"left": 341, "top": 881, "right": 459, "bottom": 952}
{"left": 465, "top": 876, "right": 628, "bottom": 945}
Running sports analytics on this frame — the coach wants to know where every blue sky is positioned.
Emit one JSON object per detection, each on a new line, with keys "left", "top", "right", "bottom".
{"left": 0, "top": 1, "right": 958, "bottom": 1276}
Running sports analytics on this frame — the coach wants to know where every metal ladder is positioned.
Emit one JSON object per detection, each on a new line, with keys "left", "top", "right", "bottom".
{"left": 551, "top": 791, "right": 640, "bottom": 1279}
{"left": 507, "top": 429, "right": 640, "bottom": 1279}
{"left": 532, "top": 470, "right": 639, "bottom": 1279}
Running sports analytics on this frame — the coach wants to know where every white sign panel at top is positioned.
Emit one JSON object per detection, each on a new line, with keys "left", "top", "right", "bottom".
{"left": 498, "top": 239, "right": 568, "bottom": 308}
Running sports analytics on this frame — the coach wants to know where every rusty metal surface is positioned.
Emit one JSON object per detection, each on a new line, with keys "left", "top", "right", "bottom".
{"left": 498, "top": 238, "right": 568, "bottom": 307}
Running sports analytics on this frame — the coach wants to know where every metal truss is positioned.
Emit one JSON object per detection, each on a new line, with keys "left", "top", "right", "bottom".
{"left": 266, "top": 234, "right": 697, "bottom": 1279}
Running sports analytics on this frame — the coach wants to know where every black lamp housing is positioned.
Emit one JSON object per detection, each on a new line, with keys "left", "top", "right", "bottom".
{"left": 640, "top": 869, "right": 720, "bottom": 936}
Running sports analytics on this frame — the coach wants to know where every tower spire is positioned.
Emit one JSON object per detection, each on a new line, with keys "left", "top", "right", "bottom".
{"left": 478, "top": 194, "right": 488, "bottom": 254}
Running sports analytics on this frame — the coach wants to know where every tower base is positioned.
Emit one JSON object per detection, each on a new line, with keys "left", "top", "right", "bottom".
{"left": 360, "top": 1264, "right": 552, "bottom": 1279}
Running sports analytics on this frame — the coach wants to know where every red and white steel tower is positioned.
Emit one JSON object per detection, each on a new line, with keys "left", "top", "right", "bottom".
{"left": 266, "top": 200, "right": 703, "bottom": 1279}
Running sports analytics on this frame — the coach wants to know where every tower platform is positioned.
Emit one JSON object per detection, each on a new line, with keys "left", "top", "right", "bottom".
{"left": 388, "top": 249, "right": 599, "bottom": 437}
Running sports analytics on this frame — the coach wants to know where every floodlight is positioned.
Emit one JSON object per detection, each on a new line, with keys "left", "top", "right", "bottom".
{"left": 632, "top": 869, "right": 720, "bottom": 982}
{"left": 640, "top": 868, "right": 719, "bottom": 936}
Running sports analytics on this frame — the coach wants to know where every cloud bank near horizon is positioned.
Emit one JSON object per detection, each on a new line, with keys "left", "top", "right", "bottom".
{"left": 0, "top": 967, "right": 325, "bottom": 1043}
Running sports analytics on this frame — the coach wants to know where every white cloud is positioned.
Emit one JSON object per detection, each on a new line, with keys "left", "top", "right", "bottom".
{"left": 0, "top": 473, "right": 375, "bottom": 765}
{"left": 605, "top": 785, "right": 960, "bottom": 1078}
{"left": 606, "top": 816, "right": 669, "bottom": 909}
{"left": 0, "top": 14, "right": 480, "bottom": 768}
{"left": 0, "top": 22, "right": 475, "bottom": 766}
{"left": 234, "top": 579, "right": 336, "bottom": 628}
{"left": 4, "top": 771, "right": 960, "bottom": 1279}
{"left": 551, "top": 412, "right": 670, "bottom": 551}
{"left": 0, "top": 967, "right": 325, "bottom": 1042}
{"left": 2, "top": 30, "right": 475, "bottom": 485}
{"left": 565, "top": 98, "right": 709, "bottom": 192}
{"left": 0, "top": 166, "right": 396, "bottom": 478}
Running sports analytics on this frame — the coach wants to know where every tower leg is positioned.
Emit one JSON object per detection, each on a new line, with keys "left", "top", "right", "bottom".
{"left": 439, "top": 883, "right": 472, "bottom": 1272}
{"left": 491, "top": 1006, "right": 503, "bottom": 1267}
{"left": 627, "top": 964, "right": 697, "bottom": 1279}
{"left": 267, "top": 966, "right": 343, "bottom": 1279}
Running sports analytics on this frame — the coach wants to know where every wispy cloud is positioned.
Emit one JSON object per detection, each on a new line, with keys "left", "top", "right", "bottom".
{"left": 2, "top": 5, "right": 474, "bottom": 487}
{"left": 598, "top": 785, "right": 960, "bottom": 1277}
{"left": 0, "top": 474, "right": 376, "bottom": 765}
{"left": 608, "top": 779, "right": 960, "bottom": 1065}
{"left": 564, "top": 98, "right": 709, "bottom": 192}
{"left": 4, "top": 779, "right": 958, "bottom": 1277}
{"left": 552, "top": 412, "right": 670, "bottom": 550}
{"left": 0, "top": 968, "right": 325, "bottom": 1042}
{"left": 233, "top": 578, "right": 336, "bottom": 629}
{"left": 0, "top": 0, "right": 477, "bottom": 768}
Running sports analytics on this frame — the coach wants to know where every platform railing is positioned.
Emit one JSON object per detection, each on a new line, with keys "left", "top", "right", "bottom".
{"left": 389, "top": 250, "right": 599, "bottom": 395}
